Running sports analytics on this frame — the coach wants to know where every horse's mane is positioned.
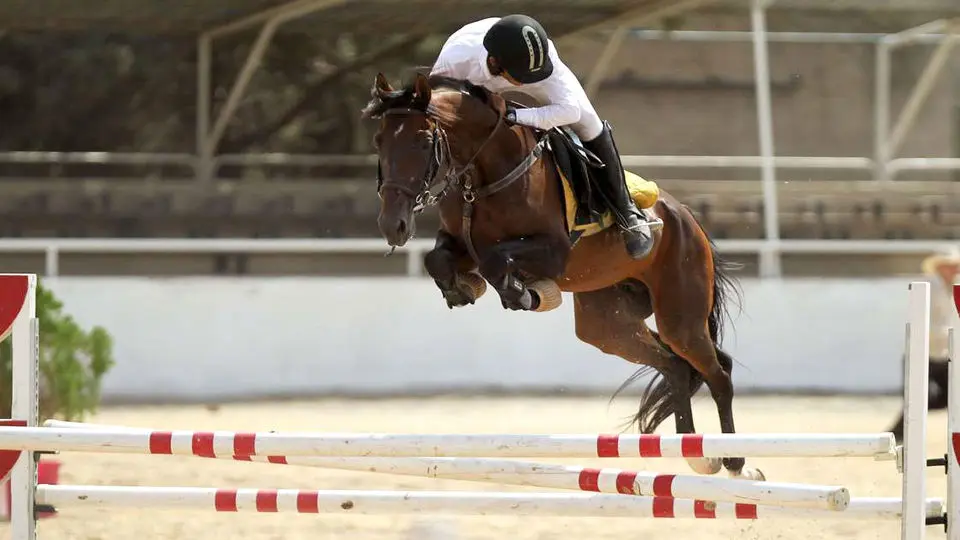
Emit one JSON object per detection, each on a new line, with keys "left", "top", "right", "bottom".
{"left": 361, "top": 71, "right": 492, "bottom": 121}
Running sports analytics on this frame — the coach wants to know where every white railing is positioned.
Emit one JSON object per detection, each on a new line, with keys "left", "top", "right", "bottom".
{"left": 6, "top": 238, "right": 956, "bottom": 279}
{"left": 1, "top": 152, "right": 957, "bottom": 179}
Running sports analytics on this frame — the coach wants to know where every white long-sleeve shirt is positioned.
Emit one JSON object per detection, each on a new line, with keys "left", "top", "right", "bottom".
{"left": 430, "top": 17, "right": 604, "bottom": 141}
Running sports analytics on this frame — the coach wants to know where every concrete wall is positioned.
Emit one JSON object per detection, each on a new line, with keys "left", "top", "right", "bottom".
{"left": 36, "top": 276, "right": 955, "bottom": 404}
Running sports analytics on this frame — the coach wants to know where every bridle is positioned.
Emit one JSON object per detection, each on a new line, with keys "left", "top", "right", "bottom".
{"left": 375, "top": 108, "right": 450, "bottom": 213}
{"left": 375, "top": 103, "right": 504, "bottom": 213}
{"left": 375, "top": 94, "right": 548, "bottom": 262}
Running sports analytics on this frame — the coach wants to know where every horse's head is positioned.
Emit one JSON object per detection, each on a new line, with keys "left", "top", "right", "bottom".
{"left": 362, "top": 71, "right": 502, "bottom": 247}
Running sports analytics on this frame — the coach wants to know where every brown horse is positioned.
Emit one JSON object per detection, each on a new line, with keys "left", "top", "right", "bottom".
{"left": 362, "top": 71, "right": 762, "bottom": 481}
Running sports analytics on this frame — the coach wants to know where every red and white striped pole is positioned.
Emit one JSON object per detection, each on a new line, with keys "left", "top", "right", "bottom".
{"left": 41, "top": 420, "right": 854, "bottom": 511}
{"left": 33, "top": 484, "right": 944, "bottom": 521}
{"left": 0, "top": 426, "right": 898, "bottom": 460}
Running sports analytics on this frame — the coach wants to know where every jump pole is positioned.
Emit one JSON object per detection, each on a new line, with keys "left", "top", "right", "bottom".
{"left": 0, "top": 426, "right": 899, "bottom": 460}
{"left": 41, "top": 420, "right": 853, "bottom": 511}
{"left": 33, "top": 485, "right": 945, "bottom": 520}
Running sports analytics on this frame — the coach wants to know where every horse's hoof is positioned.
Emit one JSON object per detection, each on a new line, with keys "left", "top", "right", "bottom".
{"left": 458, "top": 271, "right": 487, "bottom": 300}
{"left": 730, "top": 467, "right": 766, "bottom": 481}
{"left": 686, "top": 457, "right": 722, "bottom": 475}
{"left": 442, "top": 272, "right": 487, "bottom": 308}
{"left": 529, "top": 279, "right": 562, "bottom": 312}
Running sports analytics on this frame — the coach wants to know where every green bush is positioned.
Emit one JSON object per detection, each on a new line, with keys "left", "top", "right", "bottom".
{"left": 0, "top": 281, "right": 115, "bottom": 422}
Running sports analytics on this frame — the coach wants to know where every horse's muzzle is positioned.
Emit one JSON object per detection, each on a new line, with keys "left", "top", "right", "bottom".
{"left": 377, "top": 210, "right": 415, "bottom": 247}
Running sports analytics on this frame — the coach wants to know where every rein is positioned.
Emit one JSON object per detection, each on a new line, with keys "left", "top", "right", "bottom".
{"left": 376, "top": 96, "right": 549, "bottom": 263}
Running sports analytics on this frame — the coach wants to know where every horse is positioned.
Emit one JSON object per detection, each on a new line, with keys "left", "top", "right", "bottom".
{"left": 361, "top": 71, "right": 763, "bottom": 481}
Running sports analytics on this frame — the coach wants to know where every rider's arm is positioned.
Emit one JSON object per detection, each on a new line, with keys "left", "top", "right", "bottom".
{"left": 510, "top": 58, "right": 582, "bottom": 131}
{"left": 430, "top": 41, "right": 485, "bottom": 82}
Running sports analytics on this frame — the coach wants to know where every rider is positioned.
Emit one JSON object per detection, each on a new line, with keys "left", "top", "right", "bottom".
{"left": 430, "top": 14, "right": 654, "bottom": 260}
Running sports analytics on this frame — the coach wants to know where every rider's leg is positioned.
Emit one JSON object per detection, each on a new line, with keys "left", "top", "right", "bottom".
{"left": 581, "top": 121, "right": 654, "bottom": 260}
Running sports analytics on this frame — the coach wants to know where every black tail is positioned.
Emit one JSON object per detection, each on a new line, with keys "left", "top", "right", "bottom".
{"left": 612, "top": 217, "right": 742, "bottom": 433}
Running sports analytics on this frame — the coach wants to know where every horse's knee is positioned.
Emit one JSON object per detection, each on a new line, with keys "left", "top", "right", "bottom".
{"left": 478, "top": 249, "right": 510, "bottom": 282}
{"left": 423, "top": 248, "right": 454, "bottom": 279}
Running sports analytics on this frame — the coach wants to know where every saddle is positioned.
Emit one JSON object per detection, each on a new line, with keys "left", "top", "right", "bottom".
{"left": 469, "top": 82, "right": 660, "bottom": 244}
{"left": 541, "top": 126, "right": 660, "bottom": 244}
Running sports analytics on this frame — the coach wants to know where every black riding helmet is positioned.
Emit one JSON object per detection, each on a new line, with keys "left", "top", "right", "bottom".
{"left": 482, "top": 15, "right": 554, "bottom": 84}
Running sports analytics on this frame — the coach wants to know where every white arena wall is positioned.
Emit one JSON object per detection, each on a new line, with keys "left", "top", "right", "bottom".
{"left": 37, "top": 276, "right": 942, "bottom": 404}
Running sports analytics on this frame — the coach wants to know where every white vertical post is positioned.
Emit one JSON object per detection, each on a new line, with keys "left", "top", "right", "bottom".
{"left": 948, "top": 322, "right": 960, "bottom": 540}
{"left": 7, "top": 274, "right": 38, "bottom": 540}
{"left": 903, "top": 281, "right": 931, "bottom": 540}
{"left": 750, "top": 0, "right": 781, "bottom": 278}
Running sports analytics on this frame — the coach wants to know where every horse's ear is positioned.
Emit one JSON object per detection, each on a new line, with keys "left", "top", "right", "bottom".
{"left": 412, "top": 72, "right": 432, "bottom": 104}
{"left": 374, "top": 72, "right": 393, "bottom": 95}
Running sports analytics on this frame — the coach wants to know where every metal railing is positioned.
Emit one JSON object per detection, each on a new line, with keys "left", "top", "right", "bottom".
{"left": 5, "top": 237, "right": 955, "bottom": 279}
{"left": 1, "top": 151, "right": 956, "bottom": 180}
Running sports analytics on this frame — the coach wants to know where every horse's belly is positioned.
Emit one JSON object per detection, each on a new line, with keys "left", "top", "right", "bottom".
{"left": 557, "top": 228, "right": 640, "bottom": 293}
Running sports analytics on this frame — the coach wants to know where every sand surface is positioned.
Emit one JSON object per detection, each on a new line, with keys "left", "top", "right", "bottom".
{"left": 2, "top": 395, "right": 947, "bottom": 540}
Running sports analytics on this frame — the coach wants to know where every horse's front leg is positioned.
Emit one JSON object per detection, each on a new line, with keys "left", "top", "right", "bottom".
{"left": 478, "top": 234, "right": 570, "bottom": 312}
{"left": 423, "top": 229, "right": 486, "bottom": 309}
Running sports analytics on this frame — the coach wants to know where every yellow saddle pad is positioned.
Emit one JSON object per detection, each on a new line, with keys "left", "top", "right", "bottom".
{"left": 558, "top": 167, "right": 660, "bottom": 242}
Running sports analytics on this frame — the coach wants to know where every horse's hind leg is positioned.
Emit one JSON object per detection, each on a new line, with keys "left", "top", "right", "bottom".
{"left": 655, "top": 311, "right": 763, "bottom": 479}
{"left": 572, "top": 281, "right": 720, "bottom": 476}
{"left": 648, "top": 219, "right": 762, "bottom": 480}
{"left": 656, "top": 349, "right": 724, "bottom": 475}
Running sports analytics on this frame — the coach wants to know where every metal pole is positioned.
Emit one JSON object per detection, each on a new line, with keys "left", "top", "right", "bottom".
{"left": 629, "top": 29, "right": 951, "bottom": 45}
{"left": 204, "top": 19, "right": 279, "bottom": 161}
{"left": 585, "top": 25, "right": 628, "bottom": 99}
{"left": 203, "top": 0, "right": 343, "bottom": 40}
{"left": 885, "top": 35, "right": 958, "bottom": 163}
{"left": 200, "top": 0, "right": 345, "bottom": 165}
{"left": 885, "top": 19, "right": 949, "bottom": 48}
{"left": 750, "top": 0, "right": 780, "bottom": 278}
{"left": 874, "top": 41, "right": 891, "bottom": 181}
{"left": 557, "top": 0, "right": 711, "bottom": 43}
{"left": 196, "top": 35, "right": 212, "bottom": 181}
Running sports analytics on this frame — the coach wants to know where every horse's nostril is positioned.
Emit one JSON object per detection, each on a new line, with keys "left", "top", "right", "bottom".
{"left": 397, "top": 219, "right": 407, "bottom": 237}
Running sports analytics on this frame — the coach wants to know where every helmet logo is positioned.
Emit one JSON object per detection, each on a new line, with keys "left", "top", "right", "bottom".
{"left": 521, "top": 25, "right": 545, "bottom": 73}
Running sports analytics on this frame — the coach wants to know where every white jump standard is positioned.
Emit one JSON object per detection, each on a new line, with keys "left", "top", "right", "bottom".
{"left": 0, "top": 274, "right": 956, "bottom": 540}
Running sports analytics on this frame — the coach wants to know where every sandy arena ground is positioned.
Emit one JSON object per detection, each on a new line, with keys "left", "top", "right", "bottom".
{"left": 1, "top": 395, "right": 947, "bottom": 540}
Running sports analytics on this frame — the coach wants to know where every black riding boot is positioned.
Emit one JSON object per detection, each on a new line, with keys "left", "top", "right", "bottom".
{"left": 583, "top": 121, "right": 653, "bottom": 260}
